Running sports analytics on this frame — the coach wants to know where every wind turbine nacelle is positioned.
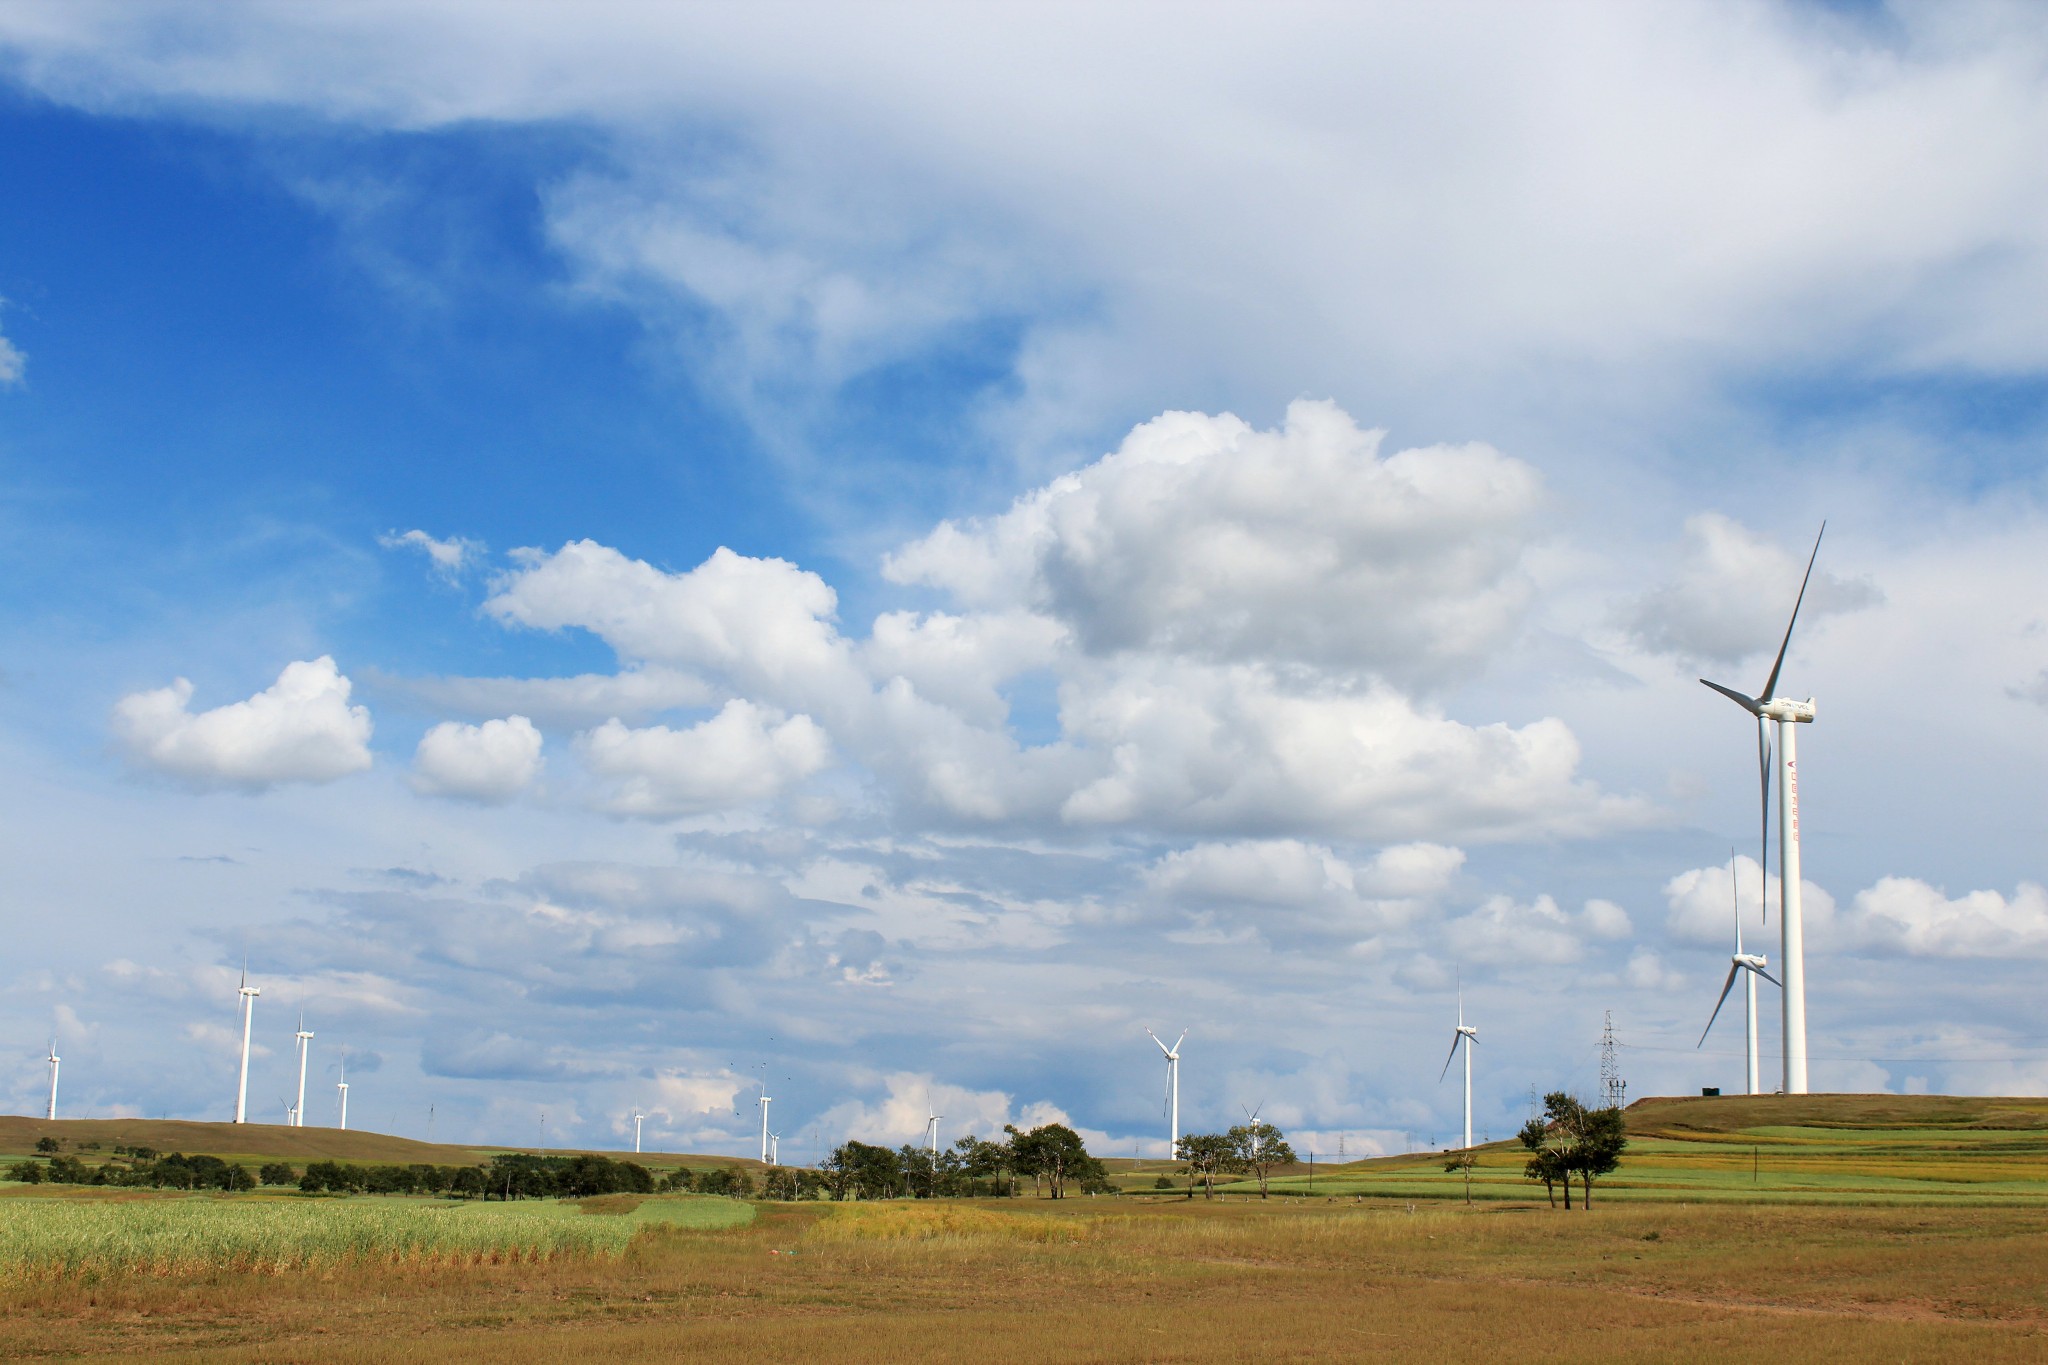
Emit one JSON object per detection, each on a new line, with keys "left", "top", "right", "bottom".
{"left": 1760, "top": 697, "right": 1815, "bottom": 723}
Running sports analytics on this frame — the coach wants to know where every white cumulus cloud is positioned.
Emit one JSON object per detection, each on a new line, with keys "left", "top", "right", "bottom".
{"left": 1056, "top": 661, "right": 1647, "bottom": 841}
{"left": 488, "top": 541, "right": 849, "bottom": 694}
{"left": 1663, "top": 857, "right": 1833, "bottom": 948}
{"left": 1446, "top": 893, "right": 1632, "bottom": 966}
{"left": 1144, "top": 838, "right": 1465, "bottom": 942}
{"left": 1841, "top": 877, "right": 2048, "bottom": 959}
{"left": 885, "top": 400, "right": 1541, "bottom": 688}
{"left": 578, "top": 700, "right": 830, "bottom": 817}
{"left": 410, "top": 715, "right": 542, "bottom": 803}
{"left": 111, "top": 656, "right": 373, "bottom": 791}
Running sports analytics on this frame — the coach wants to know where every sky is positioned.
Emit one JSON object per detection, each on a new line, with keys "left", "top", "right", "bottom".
{"left": 2, "top": 0, "right": 2047, "bottom": 1162}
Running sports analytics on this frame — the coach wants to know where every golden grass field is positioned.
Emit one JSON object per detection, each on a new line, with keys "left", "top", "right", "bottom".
{"left": 2, "top": 1094, "right": 2046, "bottom": 1362}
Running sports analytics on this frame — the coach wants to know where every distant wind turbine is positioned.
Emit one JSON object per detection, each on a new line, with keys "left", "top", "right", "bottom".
{"left": 768, "top": 1131, "right": 780, "bottom": 1166}
{"left": 631, "top": 1105, "right": 645, "bottom": 1154}
{"left": 234, "top": 968, "right": 260, "bottom": 1124}
{"left": 1701, "top": 524, "right": 1825, "bottom": 1094}
{"left": 1438, "top": 987, "right": 1478, "bottom": 1150}
{"left": 1698, "top": 851, "right": 1781, "bottom": 1095}
{"left": 1145, "top": 1028, "right": 1186, "bottom": 1156}
{"left": 336, "top": 1053, "right": 349, "bottom": 1131}
{"left": 924, "top": 1106, "right": 944, "bottom": 1156}
{"left": 45, "top": 1038, "right": 59, "bottom": 1122}
{"left": 293, "top": 1014, "right": 315, "bottom": 1129}
{"left": 757, "top": 1089, "right": 773, "bottom": 1165}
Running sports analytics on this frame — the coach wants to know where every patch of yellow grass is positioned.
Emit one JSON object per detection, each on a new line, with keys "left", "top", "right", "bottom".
{"left": 805, "top": 1202, "right": 1090, "bottom": 1244}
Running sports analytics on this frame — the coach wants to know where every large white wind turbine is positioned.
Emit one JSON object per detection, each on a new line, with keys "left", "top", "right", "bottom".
{"left": 233, "top": 968, "right": 260, "bottom": 1124}
{"left": 1698, "top": 852, "right": 1781, "bottom": 1095}
{"left": 336, "top": 1053, "right": 349, "bottom": 1131}
{"left": 757, "top": 1089, "right": 772, "bottom": 1164}
{"left": 1145, "top": 1028, "right": 1185, "bottom": 1156}
{"left": 1438, "top": 990, "right": 1478, "bottom": 1150}
{"left": 632, "top": 1106, "right": 645, "bottom": 1155}
{"left": 45, "top": 1038, "right": 59, "bottom": 1121}
{"left": 293, "top": 1015, "right": 314, "bottom": 1129}
{"left": 1702, "top": 525, "right": 1825, "bottom": 1094}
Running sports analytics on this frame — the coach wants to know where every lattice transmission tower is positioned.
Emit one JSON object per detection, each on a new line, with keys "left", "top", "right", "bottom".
{"left": 1600, "top": 1010, "right": 1627, "bottom": 1110}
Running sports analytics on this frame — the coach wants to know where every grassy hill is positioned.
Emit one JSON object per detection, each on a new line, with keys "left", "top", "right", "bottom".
{"left": 1120, "top": 1094, "right": 2048, "bottom": 1206}
{"left": 0, "top": 1115, "right": 764, "bottom": 1173}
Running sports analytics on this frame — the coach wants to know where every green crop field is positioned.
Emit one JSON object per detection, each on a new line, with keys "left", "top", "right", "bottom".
{"left": 1119, "top": 1093, "right": 2048, "bottom": 1207}
{"left": 0, "top": 1192, "right": 753, "bottom": 1279}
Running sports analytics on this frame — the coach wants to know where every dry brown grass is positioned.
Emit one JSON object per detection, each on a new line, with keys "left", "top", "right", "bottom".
{"left": 2, "top": 1197, "right": 2044, "bottom": 1362}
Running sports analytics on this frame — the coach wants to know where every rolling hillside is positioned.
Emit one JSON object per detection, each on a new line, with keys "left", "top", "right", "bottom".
{"left": 0, "top": 1115, "right": 763, "bottom": 1171}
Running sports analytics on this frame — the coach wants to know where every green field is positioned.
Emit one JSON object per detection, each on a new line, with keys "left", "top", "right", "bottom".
{"left": 1116, "top": 1094, "right": 2048, "bottom": 1206}
{"left": 0, "top": 1192, "right": 753, "bottom": 1278}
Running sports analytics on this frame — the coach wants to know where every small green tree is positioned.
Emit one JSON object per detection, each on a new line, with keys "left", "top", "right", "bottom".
{"left": 1174, "top": 1133, "right": 1235, "bottom": 1199}
{"left": 1516, "top": 1093, "right": 1625, "bottom": 1210}
{"left": 1575, "top": 1105, "right": 1627, "bottom": 1207}
{"left": 7, "top": 1160, "right": 43, "bottom": 1184}
{"left": 1444, "top": 1150, "right": 1478, "bottom": 1205}
{"left": 1004, "top": 1123, "right": 1096, "bottom": 1199}
{"left": 1517, "top": 1118, "right": 1565, "bottom": 1207}
{"left": 34, "top": 1137, "right": 60, "bottom": 1155}
{"left": 258, "top": 1162, "right": 298, "bottom": 1187}
{"left": 1228, "top": 1121, "right": 1297, "bottom": 1199}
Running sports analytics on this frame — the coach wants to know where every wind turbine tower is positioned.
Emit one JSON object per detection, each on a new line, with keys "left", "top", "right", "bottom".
{"left": 1702, "top": 525, "right": 1825, "bottom": 1094}
{"left": 632, "top": 1106, "right": 645, "bottom": 1155}
{"left": 1145, "top": 1028, "right": 1186, "bottom": 1156}
{"left": 924, "top": 1107, "right": 944, "bottom": 1156}
{"left": 1698, "top": 852, "right": 1781, "bottom": 1094}
{"left": 336, "top": 1054, "right": 349, "bottom": 1131}
{"left": 45, "top": 1039, "right": 59, "bottom": 1121}
{"left": 293, "top": 1015, "right": 315, "bottom": 1129}
{"left": 234, "top": 968, "right": 260, "bottom": 1124}
{"left": 1438, "top": 991, "right": 1478, "bottom": 1150}
{"left": 757, "top": 1089, "right": 772, "bottom": 1164}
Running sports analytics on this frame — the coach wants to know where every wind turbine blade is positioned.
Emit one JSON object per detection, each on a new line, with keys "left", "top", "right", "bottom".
{"left": 1759, "top": 521, "right": 1825, "bottom": 702}
{"left": 1147, "top": 1027, "right": 1172, "bottom": 1057}
{"left": 1172, "top": 1030, "right": 1187, "bottom": 1053}
{"left": 1697, "top": 964, "right": 1742, "bottom": 1047}
{"left": 1438, "top": 1034, "right": 1463, "bottom": 1082}
{"left": 1730, "top": 847, "right": 1743, "bottom": 954}
{"left": 1701, "top": 679, "right": 1762, "bottom": 714}
{"left": 1750, "top": 964, "right": 1783, "bottom": 989}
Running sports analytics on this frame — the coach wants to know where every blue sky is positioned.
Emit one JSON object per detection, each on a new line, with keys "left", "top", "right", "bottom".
{"left": 3, "top": 1, "right": 2047, "bottom": 1159}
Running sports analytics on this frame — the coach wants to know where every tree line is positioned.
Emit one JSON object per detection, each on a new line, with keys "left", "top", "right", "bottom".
{"left": 820, "top": 1122, "right": 1113, "bottom": 1200}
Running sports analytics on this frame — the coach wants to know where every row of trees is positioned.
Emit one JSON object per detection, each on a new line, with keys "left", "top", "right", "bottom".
{"left": 821, "top": 1123, "right": 1112, "bottom": 1200}
{"left": 4, "top": 1150, "right": 759, "bottom": 1199}
{"left": 1173, "top": 1121, "right": 1298, "bottom": 1198}
{"left": 8, "top": 1151, "right": 256, "bottom": 1190}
